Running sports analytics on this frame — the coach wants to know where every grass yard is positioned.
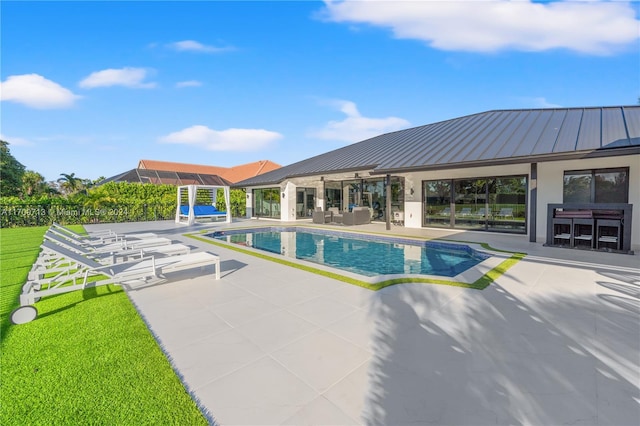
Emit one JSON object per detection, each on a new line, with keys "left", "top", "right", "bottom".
{"left": 0, "top": 226, "right": 209, "bottom": 425}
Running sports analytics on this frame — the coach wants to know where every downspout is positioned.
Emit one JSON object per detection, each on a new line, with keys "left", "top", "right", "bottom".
{"left": 386, "top": 174, "right": 392, "bottom": 230}
{"left": 529, "top": 163, "right": 537, "bottom": 242}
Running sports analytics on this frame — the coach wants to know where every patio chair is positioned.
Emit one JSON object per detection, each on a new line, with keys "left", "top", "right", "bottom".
{"left": 497, "top": 208, "right": 514, "bottom": 219}
{"left": 312, "top": 207, "right": 332, "bottom": 224}
{"left": 11, "top": 240, "right": 221, "bottom": 324}
{"left": 328, "top": 207, "right": 343, "bottom": 224}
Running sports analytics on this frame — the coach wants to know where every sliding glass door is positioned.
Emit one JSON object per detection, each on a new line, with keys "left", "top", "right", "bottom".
{"left": 253, "top": 188, "right": 280, "bottom": 219}
{"left": 423, "top": 175, "right": 527, "bottom": 234}
{"left": 296, "top": 188, "right": 316, "bottom": 219}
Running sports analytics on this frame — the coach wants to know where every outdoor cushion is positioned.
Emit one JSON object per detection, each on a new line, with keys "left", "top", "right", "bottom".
{"left": 180, "top": 205, "right": 226, "bottom": 216}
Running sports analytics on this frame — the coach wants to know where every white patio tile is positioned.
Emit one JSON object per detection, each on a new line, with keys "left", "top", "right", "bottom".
{"left": 196, "top": 356, "right": 318, "bottom": 425}
{"left": 234, "top": 309, "right": 318, "bottom": 353}
{"left": 325, "top": 282, "right": 375, "bottom": 309}
{"left": 283, "top": 396, "right": 360, "bottom": 426}
{"left": 271, "top": 329, "right": 371, "bottom": 393}
{"left": 189, "top": 281, "right": 253, "bottom": 307}
{"left": 213, "top": 293, "right": 282, "bottom": 327}
{"left": 230, "top": 272, "right": 292, "bottom": 296}
{"left": 323, "top": 360, "right": 372, "bottom": 424}
{"left": 286, "top": 295, "right": 359, "bottom": 327}
{"left": 257, "top": 280, "right": 328, "bottom": 308}
{"left": 324, "top": 309, "right": 375, "bottom": 352}
{"left": 145, "top": 306, "right": 232, "bottom": 349}
{"left": 296, "top": 276, "right": 352, "bottom": 296}
{"left": 170, "top": 328, "right": 266, "bottom": 390}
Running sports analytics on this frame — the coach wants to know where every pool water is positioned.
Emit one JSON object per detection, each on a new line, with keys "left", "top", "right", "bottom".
{"left": 208, "top": 227, "right": 490, "bottom": 278}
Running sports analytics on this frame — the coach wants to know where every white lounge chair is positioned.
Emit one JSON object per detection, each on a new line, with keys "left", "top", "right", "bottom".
{"left": 44, "top": 230, "right": 190, "bottom": 260}
{"left": 51, "top": 222, "right": 158, "bottom": 243}
{"left": 48, "top": 227, "right": 172, "bottom": 252}
{"left": 11, "top": 240, "right": 221, "bottom": 324}
{"left": 31, "top": 231, "right": 191, "bottom": 280}
{"left": 31, "top": 231, "right": 175, "bottom": 283}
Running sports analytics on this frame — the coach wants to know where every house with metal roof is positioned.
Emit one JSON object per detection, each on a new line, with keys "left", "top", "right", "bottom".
{"left": 235, "top": 106, "right": 640, "bottom": 253}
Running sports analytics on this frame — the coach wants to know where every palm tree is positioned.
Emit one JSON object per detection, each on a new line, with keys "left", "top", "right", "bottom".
{"left": 57, "top": 173, "right": 82, "bottom": 195}
{"left": 21, "top": 170, "right": 47, "bottom": 198}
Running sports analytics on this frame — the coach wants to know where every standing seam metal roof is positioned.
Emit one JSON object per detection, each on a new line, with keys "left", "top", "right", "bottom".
{"left": 235, "top": 106, "right": 640, "bottom": 187}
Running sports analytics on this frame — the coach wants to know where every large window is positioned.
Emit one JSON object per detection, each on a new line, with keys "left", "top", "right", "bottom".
{"left": 424, "top": 180, "right": 452, "bottom": 227}
{"left": 296, "top": 188, "right": 316, "bottom": 218}
{"left": 324, "top": 177, "right": 404, "bottom": 222}
{"left": 423, "top": 175, "right": 527, "bottom": 234}
{"left": 563, "top": 168, "right": 629, "bottom": 204}
{"left": 325, "top": 181, "right": 342, "bottom": 211}
{"left": 454, "top": 179, "right": 487, "bottom": 230}
{"left": 488, "top": 176, "right": 527, "bottom": 232}
{"left": 253, "top": 188, "right": 280, "bottom": 219}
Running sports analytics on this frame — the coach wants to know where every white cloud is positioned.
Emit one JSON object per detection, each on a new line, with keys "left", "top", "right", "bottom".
{"left": 167, "top": 40, "right": 233, "bottom": 53}
{"left": 0, "top": 133, "right": 33, "bottom": 146}
{"left": 320, "top": 0, "right": 640, "bottom": 55}
{"left": 159, "top": 125, "right": 282, "bottom": 151}
{"left": 310, "top": 99, "right": 410, "bottom": 143}
{"left": 79, "top": 67, "right": 156, "bottom": 89}
{"left": 527, "top": 97, "right": 563, "bottom": 109}
{"left": 176, "top": 80, "right": 203, "bottom": 88}
{"left": 0, "top": 74, "right": 80, "bottom": 109}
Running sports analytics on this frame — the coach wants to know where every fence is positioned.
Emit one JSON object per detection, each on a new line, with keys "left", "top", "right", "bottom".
{"left": 0, "top": 204, "right": 177, "bottom": 228}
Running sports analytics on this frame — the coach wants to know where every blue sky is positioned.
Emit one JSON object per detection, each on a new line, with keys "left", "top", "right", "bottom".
{"left": 2, "top": 0, "right": 639, "bottom": 182}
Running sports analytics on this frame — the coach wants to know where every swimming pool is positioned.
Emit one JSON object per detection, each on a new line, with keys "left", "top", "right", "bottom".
{"left": 206, "top": 227, "right": 491, "bottom": 278}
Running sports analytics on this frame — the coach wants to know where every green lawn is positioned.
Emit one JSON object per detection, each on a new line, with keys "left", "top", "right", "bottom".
{"left": 0, "top": 226, "right": 209, "bottom": 425}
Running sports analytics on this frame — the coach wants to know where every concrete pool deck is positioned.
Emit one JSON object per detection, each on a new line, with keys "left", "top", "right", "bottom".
{"left": 87, "top": 219, "right": 640, "bottom": 425}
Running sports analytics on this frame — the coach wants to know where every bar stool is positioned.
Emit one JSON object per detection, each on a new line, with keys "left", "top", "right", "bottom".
{"left": 552, "top": 217, "right": 573, "bottom": 246}
{"left": 573, "top": 218, "right": 594, "bottom": 249}
{"left": 596, "top": 219, "right": 622, "bottom": 251}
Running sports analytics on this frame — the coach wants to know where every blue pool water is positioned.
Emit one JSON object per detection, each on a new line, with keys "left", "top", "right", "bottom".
{"left": 207, "top": 227, "right": 490, "bottom": 278}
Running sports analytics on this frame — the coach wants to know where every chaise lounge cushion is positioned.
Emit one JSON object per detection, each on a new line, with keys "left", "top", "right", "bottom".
{"left": 180, "top": 205, "right": 226, "bottom": 217}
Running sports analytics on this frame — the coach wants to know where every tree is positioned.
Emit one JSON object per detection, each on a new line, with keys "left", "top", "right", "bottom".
{"left": 21, "top": 170, "right": 48, "bottom": 198}
{"left": 0, "top": 140, "right": 26, "bottom": 197}
{"left": 57, "top": 173, "right": 82, "bottom": 195}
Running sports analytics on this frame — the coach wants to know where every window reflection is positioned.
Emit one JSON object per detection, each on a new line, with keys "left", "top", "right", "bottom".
{"left": 423, "top": 180, "right": 451, "bottom": 227}
{"left": 253, "top": 188, "right": 280, "bottom": 218}
{"left": 423, "top": 175, "right": 527, "bottom": 234}
{"left": 563, "top": 168, "right": 628, "bottom": 204}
